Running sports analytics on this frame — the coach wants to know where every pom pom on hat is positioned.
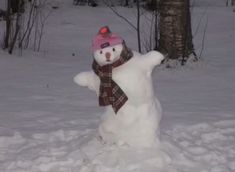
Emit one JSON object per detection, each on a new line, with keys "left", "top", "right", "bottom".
{"left": 92, "top": 26, "right": 123, "bottom": 52}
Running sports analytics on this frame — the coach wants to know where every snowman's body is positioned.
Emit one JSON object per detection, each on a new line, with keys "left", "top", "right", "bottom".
{"left": 74, "top": 44, "right": 164, "bottom": 148}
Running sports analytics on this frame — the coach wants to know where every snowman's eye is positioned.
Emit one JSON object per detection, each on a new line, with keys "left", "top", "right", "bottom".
{"left": 112, "top": 48, "right": 115, "bottom": 52}
{"left": 100, "top": 50, "right": 103, "bottom": 54}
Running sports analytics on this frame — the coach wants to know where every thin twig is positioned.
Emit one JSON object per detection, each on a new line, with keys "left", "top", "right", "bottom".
{"left": 199, "top": 15, "right": 208, "bottom": 59}
{"left": 37, "top": 3, "right": 52, "bottom": 51}
{"left": 9, "top": 13, "right": 21, "bottom": 54}
{"left": 20, "top": 0, "right": 36, "bottom": 47}
{"left": 193, "top": 6, "right": 208, "bottom": 37}
{"left": 102, "top": 0, "right": 137, "bottom": 30}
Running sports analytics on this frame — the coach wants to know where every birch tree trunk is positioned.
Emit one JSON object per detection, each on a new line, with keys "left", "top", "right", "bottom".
{"left": 158, "top": 0, "right": 196, "bottom": 64}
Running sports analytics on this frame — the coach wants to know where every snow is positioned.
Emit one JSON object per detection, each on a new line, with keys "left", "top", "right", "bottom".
{"left": 0, "top": 1, "right": 235, "bottom": 172}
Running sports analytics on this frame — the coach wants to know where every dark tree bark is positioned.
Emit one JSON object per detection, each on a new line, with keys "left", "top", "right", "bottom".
{"left": 9, "top": 11, "right": 21, "bottom": 54}
{"left": 232, "top": 0, "right": 235, "bottom": 6}
{"left": 4, "top": 0, "right": 12, "bottom": 49}
{"left": 4, "top": 0, "right": 24, "bottom": 53}
{"left": 152, "top": 0, "right": 159, "bottom": 50}
{"left": 124, "top": 0, "right": 129, "bottom": 6}
{"left": 158, "top": 0, "right": 196, "bottom": 64}
{"left": 226, "top": 0, "right": 235, "bottom": 6}
{"left": 11, "top": 0, "right": 20, "bottom": 13}
{"left": 136, "top": 0, "right": 141, "bottom": 53}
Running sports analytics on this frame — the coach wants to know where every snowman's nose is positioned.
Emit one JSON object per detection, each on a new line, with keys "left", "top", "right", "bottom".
{"left": 105, "top": 52, "right": 111, "bottom": 60}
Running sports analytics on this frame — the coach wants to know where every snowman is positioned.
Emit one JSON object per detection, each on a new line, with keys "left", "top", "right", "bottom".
{"left": 74, "top": 26, "right": 164, "bottom": 148}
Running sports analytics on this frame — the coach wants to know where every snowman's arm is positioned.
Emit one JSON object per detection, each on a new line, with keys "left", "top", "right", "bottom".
{"left": 74, "top": 71, "right": 99, "bottom": 95}
{"left": 141, "top": 51, "right": 164, "bottom": 71}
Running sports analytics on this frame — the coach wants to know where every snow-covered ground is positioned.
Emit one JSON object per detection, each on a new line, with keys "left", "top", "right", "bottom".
{"left": 0, "top": 1, "right": 235, "bottom": 172}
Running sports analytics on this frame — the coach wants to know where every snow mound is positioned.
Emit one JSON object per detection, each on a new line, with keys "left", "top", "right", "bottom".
{"left": 1, "top": 119, "right": 235, "bottom": 172}
{"left": 165, "top": 120, "right": 235, "bottom": 172}
{"left": 0, "top": 132, "right": 26, "bottom": 148}
{"left": 78, "top": 139, "right": 172, "bottom": 172}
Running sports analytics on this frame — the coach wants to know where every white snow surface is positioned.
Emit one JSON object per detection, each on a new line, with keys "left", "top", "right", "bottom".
{"left": 0, "top": 2, "right": 235, "bottom": 172}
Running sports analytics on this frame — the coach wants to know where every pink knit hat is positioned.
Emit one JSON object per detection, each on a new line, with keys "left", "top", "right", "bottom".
{"left": 92, "top": 26, "right": 123, "bottom": 52}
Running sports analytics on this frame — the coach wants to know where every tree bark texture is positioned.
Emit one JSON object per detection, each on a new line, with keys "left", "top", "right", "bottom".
{"left": 4, "top": 0, "right": 24, "bottom": 53}
{"left": 232, "top": 0, "right": 235, "bottom": 6}
{"left": 158, "top": 0, "right": 194, "bottom": 61}
{"left": 4, "top": 0, "right": 12, "bottom": 49}
{"left": 136, "top": 0, "right": 141, "bottom": 53}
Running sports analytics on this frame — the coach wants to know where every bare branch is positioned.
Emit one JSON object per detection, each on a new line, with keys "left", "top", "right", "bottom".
{"left": 199, "top": 15, "right": 208, "bottom": 59}
{"left": 102, "top": 0, "right": 137, "bottom": 30}
{"left": 193, "top": 6, "right": 208, "bottom": 37}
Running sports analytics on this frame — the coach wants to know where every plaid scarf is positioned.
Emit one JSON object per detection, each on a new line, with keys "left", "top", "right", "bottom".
{"left": 92, "top": 44, "right": 133, "bottom": 113}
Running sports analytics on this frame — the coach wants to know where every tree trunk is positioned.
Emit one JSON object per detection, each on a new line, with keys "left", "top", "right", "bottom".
{"left": 232, "top": 0, "right": 235, "bottom": 6}
{"left": 4, "top": 0, "right": 24, "bottom": 53}
{"left": 9, "top": 10, "right": 21, "bottom": 54}
{"left": 153, "top": 0, "right": 159, "bottom": 50}
{"left": 124, "top": 0, "right": 129, "bottom": 6}
{"left": 158, "top": 0, "right": 195, "bottom": 64}
{"left": 136, "top": 0, "right": 141, "bottom": 53}
{"left": 4, "top": 0, "right": 11, "bottom": 49}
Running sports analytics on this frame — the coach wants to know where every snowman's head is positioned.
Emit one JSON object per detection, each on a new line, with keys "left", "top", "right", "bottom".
{"left": 92, "top": 26, "right": 124, "bottom": 66}
{"left": 93, "top": 44, "right": 123, "bottom": 66}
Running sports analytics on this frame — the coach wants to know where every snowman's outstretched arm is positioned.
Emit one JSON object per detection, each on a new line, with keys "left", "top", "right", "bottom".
{"left": 141, "top": 51, "right": 164, "bottom": 71}
{"left": 74, "top": 71, "right": 99, "bottom": 94}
